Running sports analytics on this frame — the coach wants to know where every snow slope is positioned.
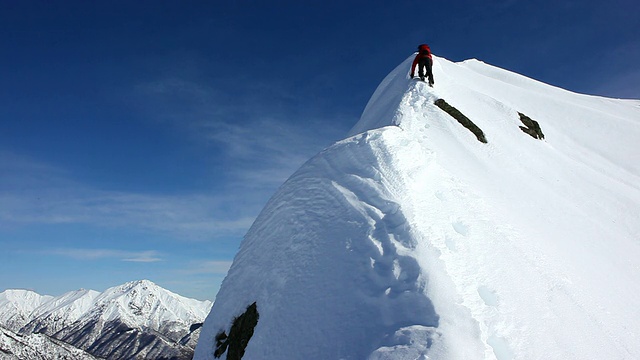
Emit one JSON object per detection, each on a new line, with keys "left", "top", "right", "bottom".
{"left": 195, "top": 55, "right": 640, "bottom": 359}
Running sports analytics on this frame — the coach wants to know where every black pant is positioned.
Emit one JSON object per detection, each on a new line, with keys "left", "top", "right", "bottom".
{"left": 418, "top": 58, "right": 434, "bottom": 84}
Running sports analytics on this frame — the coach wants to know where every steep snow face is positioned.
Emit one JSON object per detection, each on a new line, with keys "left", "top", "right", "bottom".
{"left": 197, "top": 130, "right": 443, "bottom": 359}
{"left": 0, "top": 290, "right": 53, "bottom": 332}
{"left": 195, "top": 55, "right": 640, "bottom": 360}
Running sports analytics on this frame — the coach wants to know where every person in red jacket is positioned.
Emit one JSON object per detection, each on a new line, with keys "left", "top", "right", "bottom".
{"left": 410, "top": 44, "right": 434, "bottom": 86}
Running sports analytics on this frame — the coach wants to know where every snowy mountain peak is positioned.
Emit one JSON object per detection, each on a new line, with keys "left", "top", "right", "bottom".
{"left": 114, "top": 278, "right": 155, "bottom": 291}
{"left": 1, "top": 280, "right": 212, "bottom": 359}
{"left": 93, "top": 279, "right": 212, "bottom": 326}
{"left": 0, "top": 290, "right": 53, "bottom": 332}
{"left": 195, "top": 55, "right": 640, "bottom": 359}
{"left": 0, "top": 289, "right": 53, "bottom": 307}
{"left": 20, "top": 288, "right": 100, "bottom": 335}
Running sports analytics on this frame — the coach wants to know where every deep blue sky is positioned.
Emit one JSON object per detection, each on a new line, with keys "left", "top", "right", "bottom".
{"left": 1, "top": 1, "right": 638, "bottom": 300}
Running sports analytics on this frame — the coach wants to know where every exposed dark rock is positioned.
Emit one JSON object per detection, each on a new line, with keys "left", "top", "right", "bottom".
{"left": 518, "top": 112, "right": 545, "bottom": 139}
{"left": 434, "top": 99, "right": 487, "bottom": 143}
{"left": 214, "top": 302, "right": 259, "bottom": 360}
{"left": 214, "top": 331, "right": 228, "bottom": 358}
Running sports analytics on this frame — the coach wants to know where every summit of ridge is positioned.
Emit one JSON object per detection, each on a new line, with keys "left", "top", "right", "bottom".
{"left": 195, "top": 53, "right": 640, "bottom": 359}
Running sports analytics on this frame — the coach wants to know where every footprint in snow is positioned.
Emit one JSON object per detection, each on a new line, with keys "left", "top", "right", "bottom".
{"left": 452, "top": 221, "right": 469, "bottom": 236}
{"left": 477, "top": 285, "right": 498, "bottom": 306}
{"left": 444, "top": 236, "right": 457, "bottom": 252}
{"left": 487, "top": 335, "right": 514, "bottom": 360}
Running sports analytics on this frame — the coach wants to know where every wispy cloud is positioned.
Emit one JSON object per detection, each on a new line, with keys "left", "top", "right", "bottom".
{"left": 134, "top": 72, "right": 350, "bottom": 199}
{"left": 0, "top": 152, "right": 255, "bottom": 240}
{"left": 122, "top": 251, "right": 163, "bottom": 263}
{"left": 0, "top": 191, "right": 254, "bottom": 240}
{"left": 1, "top": 66, "right": 350, "bottom": 244}
{"left": 200, "top": 116, "right": 338, "bottom": 186}
{"left": 179, "top": 260, "right": 233, "bottom": 275}
{"left": 50, "top": 248, "right": 163, "bottom": 262}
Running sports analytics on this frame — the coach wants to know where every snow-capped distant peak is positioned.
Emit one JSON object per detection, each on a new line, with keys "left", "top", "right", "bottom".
{"left": 1, "top": 280, "right": 212, "bottom": 359}
{"left": 32, "top": 288, "right": 100, "bottom": 317}
{"left": 17, "top": 288, "right": 102, "bottom": 336}
{"left": 92, "top": 279, "right": 212, "bottom": 326}
{"left": 0, "top": 289, "right": 53, "bottom": 309}
{"left": 0, "top": 289, "right": 53, "bottom": 332}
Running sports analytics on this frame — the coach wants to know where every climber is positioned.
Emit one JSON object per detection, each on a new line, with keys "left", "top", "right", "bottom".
{"left": 410, "top": 44, "right": 434, "bottom": 86}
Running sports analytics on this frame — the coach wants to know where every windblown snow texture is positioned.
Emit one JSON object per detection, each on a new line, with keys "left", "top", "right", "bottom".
{"left": 195, "top": 55, "right": 640, "bottom": 359}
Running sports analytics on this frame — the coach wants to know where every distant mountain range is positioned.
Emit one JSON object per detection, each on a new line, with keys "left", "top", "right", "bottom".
{"left": 0, "top": 280, "right": 212, "bottom": 359}
{"left": 0, "top": 325, "right": 100, "bottom": 360}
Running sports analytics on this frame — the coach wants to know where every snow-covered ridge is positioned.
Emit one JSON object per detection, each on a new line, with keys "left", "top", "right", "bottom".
{"left": 0, "top": 290, "right": 53, "bottom": 332}
{"left": 195, "top": 55, "right": 640, "bottom": 359}
{"left": 20, "top": 288, "right": 100, "bottom": 336}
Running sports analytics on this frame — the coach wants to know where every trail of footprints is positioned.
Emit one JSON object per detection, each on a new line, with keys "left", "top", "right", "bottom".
{"left": 326, "top": 133, "right": 513, "bottom": 357}
{"left": 448, "top": 217, "right": 500, "bottom": 308}
{"left": 434, "top": 188, "right": 499, "bottom": 307}
{"left": 433, "top": 184, "right": 514, "bottom": 359}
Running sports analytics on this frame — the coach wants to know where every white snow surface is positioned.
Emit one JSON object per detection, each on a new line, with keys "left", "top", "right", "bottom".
{"left": 195, "top": 55, "right": 640, "bottom": 359}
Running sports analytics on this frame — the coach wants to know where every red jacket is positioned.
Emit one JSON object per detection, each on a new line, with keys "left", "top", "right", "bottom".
{"left": 411, "top": 44, "right": 433, "bottom": 76}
